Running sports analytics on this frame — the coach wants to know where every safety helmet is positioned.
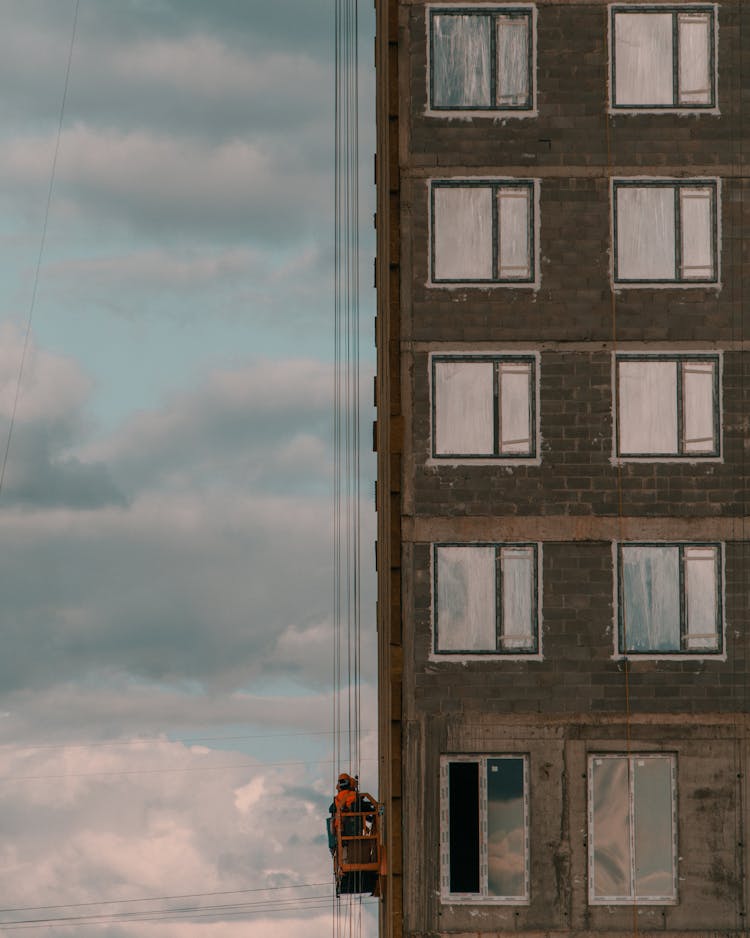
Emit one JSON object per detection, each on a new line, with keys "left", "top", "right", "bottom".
{"left": 337, "top": 772, "right": 355, "bottom": 790}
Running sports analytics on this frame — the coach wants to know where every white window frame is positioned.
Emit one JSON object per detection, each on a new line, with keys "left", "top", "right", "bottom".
{"left": 427, "top": 4, "right": 538, "bottom": 117}
{"left": 429, "top": 352, "right": 540, "bottom": 464}
{"left": 612, "top": 352, "right": 722, "bottom": 461}
{"left": 611, "top": 178, "right": 720, "bottom": 287}
{"left": 609, "top": 4, "right": 718, "bottom": 113}
{"left": 440, "top": 754, "right": 530, "bottom": 904}
{"left": 432, "top": 542, "right": 542, "bottom": 659}
{"left": 613, "top": 541, "right": 725, "bottom": 659}
{"left": 588, "top": 753, "right": 678, "bottom": 905}
{"left": 429, "top": 178, "right": 541, "bottom": 288}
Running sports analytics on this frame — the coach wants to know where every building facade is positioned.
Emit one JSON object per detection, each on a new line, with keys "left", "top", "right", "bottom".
{"left": 375, "top": 2, "right": 750, "bottom": 936}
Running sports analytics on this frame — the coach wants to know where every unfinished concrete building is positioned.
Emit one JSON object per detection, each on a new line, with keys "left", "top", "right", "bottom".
{"left": 375, "top": 2, "right": 750, "bottom": 936}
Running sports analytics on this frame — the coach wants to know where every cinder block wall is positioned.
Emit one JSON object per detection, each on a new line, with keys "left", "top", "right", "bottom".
{"left": 377, "top": 1, "right": 750, "bottom": 935}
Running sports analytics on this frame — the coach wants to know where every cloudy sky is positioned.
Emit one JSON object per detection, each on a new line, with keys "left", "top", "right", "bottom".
{"left": 0, "top": 1, "right": 377, "bottom": 934}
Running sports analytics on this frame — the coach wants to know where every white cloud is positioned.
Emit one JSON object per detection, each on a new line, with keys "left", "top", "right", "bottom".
{"left": 0, "top": 737, "right": 378, "bottom": 935}
{"left": 0, "top": 321, "right": 89, "bottom": 423}
{"left": 111, "top": 35, "right": 325, "bottom": 103}
{"left": 0, "top": 124, "right": 329, "bottom": 239}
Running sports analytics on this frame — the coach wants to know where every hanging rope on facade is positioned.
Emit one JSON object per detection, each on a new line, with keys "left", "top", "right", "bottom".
{"left": 332, "top": 0, "right": 364, "bottom": 931}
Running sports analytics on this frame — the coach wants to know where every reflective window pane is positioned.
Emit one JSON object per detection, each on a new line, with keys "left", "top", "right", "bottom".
{"left": 433, "top": 186, "right": 494, "bottom": 281}
{"left": 591, "top": 757, "right": 632, "bottom": 899}
{"left": 432, "top": 15, "right": 491, "bottom": 108}
{"left": 434, "top": 360, "right": 494, "bottom": 456}
{"left": 501, "top": 548, "right": 535, "bottom": 650}
{"left": 487, "top": 758, "right": 526, "bottom": 898}
{"left": 621, "top": 546, "right": 680, "bottom": 652}
{"left": 499, "top": 363, "right": 532, "bottom": 455}
{"left": 616, "top": 186, "right": 676, "bottom": 281}
{"left": 436, "top": 546, "right": 496, "bottom": 651}
{"left": 618, "top": 360, "right": 678, "bottom": 455}
{"left": 614, "top": 13, "right": 673, "bottom": 106}
{"left": 496, "top": 17, "right": 529, "bottom": 107}
{"left": 633, "top": 758, "right": 676, "bottom": 899}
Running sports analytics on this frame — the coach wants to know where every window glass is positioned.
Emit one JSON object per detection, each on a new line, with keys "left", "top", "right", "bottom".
{"left": 611, "top": 7, "right": 715, "bottom": 110}
{"left": 618, "top": 360, "right": 678, "bottom": 455}
{"left": 497, "top": 188, "right": 531, "bottom": 279}
{"left": 496, "top": 16, "right": 529, "bottom": 106}
{"left": 432, "top": 14, "right": 492, "bottom": 108}
{"left": 499, "top": 362, "right": 532, "bottom": 454}
{"left": 432, "top": 355, "right": 536, "bottom": 459}
{"left": 443, "top": 756, "right": 528, "bottom": 903}
{"left": 683, "top": 361, "right": 716, "bottom": 453}
{"left": 616, "top": 356, "right": 718, "bottom": 458}
{"left": 678, "top": 13, "right": 712, "bottom": 105}
{"left": 501, "top": 547, "right": 534, "bottom": 649}
{"left": 431, "top": 180, "right": 537, "bottom": 285}
{"left": 614, "top": 12, "right": 673, "bottom": 106}
{"left": 591, "top": 756, "right": 632, "bottom": 899}
{"left": 684, "top": 547, "right": 718, "bottom": 649}
{"left": 434, "top": 543, "right": 539, "bottom": 655}
{"left": 621, "top": 546, "right": 680, "bottom": 652}
{"left": 680, "top": 187, "right": 714, "bottom": 279}
{"left": 618, "top": 543, "right": 721, "bottom": 655}
{"left": 486, "top": 758, "right": 525, "bottom": 897}
{"left": 436, "top": 546, "right": 496, "bottom": 652}
{"left": 430, "top": 8, "right": 533, "bottom": 112}
{"left": 616, "top": 186, "right": 676, "bottom": 281}
{"left": 614, "top": 180, "right": 718, "bottom": 285}
{"left": 590, "top": 755, "right": 676, "bottom": 903}
{"left": 433, "top": 186, "right": 494, "bottom": 281}
{"left": 632, "top": 758, "right": 675, "bottom": 898}
{"left": 434, "top": 360, "right": 495, "bottom": 455}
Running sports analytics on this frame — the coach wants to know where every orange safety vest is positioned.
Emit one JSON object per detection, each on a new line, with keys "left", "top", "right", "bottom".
{"left": 333, "top": 788, "right": 357, "bottom": 830}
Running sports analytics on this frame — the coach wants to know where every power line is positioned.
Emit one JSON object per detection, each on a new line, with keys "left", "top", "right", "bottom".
{"left": 0, "top": 755, "right": 377, "bottom": 783}
{"left": 0, "top": 728, "right": 376, "bottom": 757}
{"left": 0, "top": 881, "right": 332, "bottom": 915}
{"left": 0, "top": 894, "right": 378, "bottom": 930}
{"left": 0, "top": 0, "right": 79, "bottom": 501}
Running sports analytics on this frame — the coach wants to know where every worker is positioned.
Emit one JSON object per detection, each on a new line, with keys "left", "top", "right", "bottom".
{"left": 327, "top": 773, "right": 379, "bottom": 896}
{"left": 331, "top": 772, "right": 358, "bottom": 814}
{"left": 328, "top": 772, "right": 358, "bottom": 852}
{"left": 328, "top": 773, "right": 375, "bottom": 846}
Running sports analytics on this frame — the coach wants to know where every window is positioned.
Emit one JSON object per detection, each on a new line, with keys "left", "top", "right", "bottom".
{"left": 431, "top": 179, "right": 538, "bottom": 285}
{"left": 431, "top": 355, "right": 537, "bottom": 459}
{"left": 610, "top": 6, "right": 717, "bottom": 110}
{"left": 615, "top": 355, "right": 719, "bottom": 457}
{"left": 589, "top": 754, "right": 677, "bottom": 904}
{"left": 613, "top": 179, "right": 719, "bottom": 285}
{"left": 433, "top": 543, "right": 540, "bottom": 655}
{"left": 617, "top": 543, "right": 723, "bottom": 655}
{"left": 429, "top": 6, "right": 535, "bottom": 113}
{"left": 441, "top": 755, "right": 529, "bottom": 902}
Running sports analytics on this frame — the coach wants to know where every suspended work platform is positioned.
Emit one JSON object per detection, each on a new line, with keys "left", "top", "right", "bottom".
{"left": 327, "top": 788, "right": 386, "bottom": 896}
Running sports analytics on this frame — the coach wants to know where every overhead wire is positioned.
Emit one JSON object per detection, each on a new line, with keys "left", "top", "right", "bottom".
{"left": 0, "top": 754, "right": 377, "bottom": 783}
{"left": 0, "top": 895, "right": 378, "bottom": 931}
{"left": 0, "top": 881, "right": 333, "bottom": 916}
{"left": 1, "top": 727, "right": 376, "bottom": 756}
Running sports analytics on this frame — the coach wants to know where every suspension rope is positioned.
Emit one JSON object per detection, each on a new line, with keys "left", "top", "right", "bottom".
{"left": 333, "top": 0, "right": 362, "bottom": 931}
